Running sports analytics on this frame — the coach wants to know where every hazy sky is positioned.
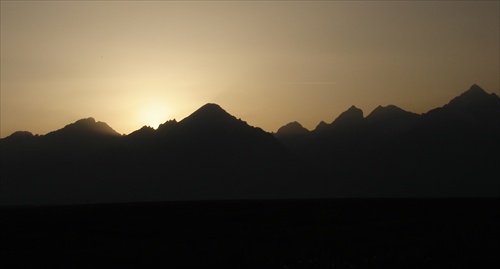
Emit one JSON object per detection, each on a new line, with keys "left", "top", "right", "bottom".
{"left": 1, "top": 1, "right": 499, "bottom": 138}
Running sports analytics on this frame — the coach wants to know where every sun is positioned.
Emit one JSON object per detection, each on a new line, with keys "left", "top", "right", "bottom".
{"left": 138, "top": 104, "right": 173, "bottom": 129}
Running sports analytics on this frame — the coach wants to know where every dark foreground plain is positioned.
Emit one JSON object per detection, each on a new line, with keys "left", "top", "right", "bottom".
{"left": 1, "top": 198, "right": 499, "bottom": 269}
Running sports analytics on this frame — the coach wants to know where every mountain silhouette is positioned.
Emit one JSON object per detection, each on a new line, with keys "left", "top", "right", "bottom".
{"left": 170, "top": 103, "right": 277, "bottom": 146}
{"left": 446, "top": 84, "right": 498, "bottom": 110}
{"left": 314, "top": 121, "right": 329, "bottom": 132}
{"left": 46, "top": 117, "right": 120, "bottom": 138}
{"left": 178, "top": 103, "right": 241, "bottom": 128}
{"left": 365, "top": 105, "right": 420, "bottom": 137}
{"left": 1, "top": 84, "right": 499, "bottom": 205}
{"left": 1, "top": 130, "right": 36, "bottom": 142}
{"left": 149, "top": 103, "right": 288, "bottom": 156}
{"left": 274, "top": 84, "right": 499, "bottom": 197}
{"left": 156, "top": 119, "right": 178, "bottom": 133}
{"left": 330, "top": 105, "right": 364, "bottom": 127}
{"left": 275, "top": 121, "right": 309, "bottom": 136}
{"left": 413, "top": 84, "right": 500, "bottom": 138}
{"left": 128, "top": 125, "right": 156, "bottom": 138}
{"left": 442, "top": 84, "right": 499, "bottom": 131}
{"left": 366, "top": 105, "right": 419, "bottom": 122}
{"left": 274, "top": 122, "right": 311, "bottom": 158}
{"left": 1, "top": 103, "right": 300, "bottom": 205}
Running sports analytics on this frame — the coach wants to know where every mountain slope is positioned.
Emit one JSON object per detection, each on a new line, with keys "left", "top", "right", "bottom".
{"left": 1, "top": 85, "right": 499, "bottom": 205}
{"left": 275, "top": 121, "right": 310, "bottom": 137}
{"left": 365, "top": 105, "right": 420, "bottom": 137}
{"left": 330, "top": 105, "right": 364, "bottom": 128}
{"left": 1, "top": 104, "right": 301, "bottom": 205}
{"left": 46, "top": 117, "right": 121, "bottom": 138}
{"left": 272, "top": 84, "right": 499, "bottom": 197}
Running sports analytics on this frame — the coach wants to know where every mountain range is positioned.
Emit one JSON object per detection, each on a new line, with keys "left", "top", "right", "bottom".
{"left": 1, "top": 84, "right": 499, "bottom": 205}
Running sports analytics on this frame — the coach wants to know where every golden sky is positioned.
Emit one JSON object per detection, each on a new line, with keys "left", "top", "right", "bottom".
{"left": 1, "top": 1, "right": 499, "bottom": 138}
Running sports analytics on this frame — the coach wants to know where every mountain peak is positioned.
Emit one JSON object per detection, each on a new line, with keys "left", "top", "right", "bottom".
{"left": 331, "top": 105, "right": 364, "bottom": 126}
{"left": 180, "top": 103, "right": 239, "bottom": 127}
{"left": 365, "top": 105, "right": 420, "bottom": 136}
{"left": 468, "top": 84, "right": 486, "bottom": 94}
{"left": 190, "top": 103, "right": 228, "bottom": 118}
{"left": 370, "top": 104, "right": 402, "bottom": 113}
{"left": 276, "top": 121, "right": 309, "bottom": 136}
{"left": 190, "top": 103, "right": 228, "bottom": 116}
{"left": 46, "top": 117, "right": 120, "bottom": 138}
{"left": 73, "top": 117, "right": 96, "bottom": 126}
{"left": 157, "top": 119, "right": 178, "bottom": 132}
{"left": 131, "top": 125, "right": 156, "bottom": 134}
{"left": 2, "top": 131, "right": 36, "bottom": 142}
{"left": 314, "top": 121, "right": 329, "bottom": 132}
{"left": 9, "top": 131, "right": 35, "bottom": 138}
{"left": 445, "top": 84, "right": 499, "bottom": 110}
{"left": 458, "top": 84, "right": 489, "bottom": 99}
{"left": 346, "top": 105, "right": 363, "bottom": 115}
{"left": 367, "top": 105, "right": 418, "bottom": 120}
{"left": 199, "top": 103, "right": 225, "bottom": 111}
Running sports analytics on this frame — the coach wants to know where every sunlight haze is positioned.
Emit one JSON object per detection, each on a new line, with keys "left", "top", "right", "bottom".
{"left": 1, "top": 1, "right": 499, "bottom": 137}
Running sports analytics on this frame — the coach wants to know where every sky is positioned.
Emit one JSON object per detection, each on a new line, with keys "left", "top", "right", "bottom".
{"left": 1, "top": 1, "right": 499, "bottom": 138}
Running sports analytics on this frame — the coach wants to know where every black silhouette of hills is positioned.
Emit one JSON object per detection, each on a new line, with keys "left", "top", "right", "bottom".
{"left": 365, "top": 105, "right": 420, "bottom": 136}
{"left": 46, "top": 117, "right": 121, "bottom": 138}
{"left": 314, "top": 120, "right": 329, "bottom": 132}
{"left": 329, "top": 105, "right": 364, "bottom": 128}
{"left": 1, "top": 103, "right": 298, "bottom": 205}
{"left": 277, "top": 85, "right": 498, "bottom": 147}
{"left": 178, "top": 103, "right": 242, "bottom": 129}
{"left": 275, "top": 121, "right": 309, "bottom": 136}
{"left": 276, "top": 84, "right": 499, "bottom": 196}
{"left": 1, "top": 84, "right": 499, "bottom": 205}
{"left": 446, "top": 84, "right": 499, "bottom": 112}
{"left": 2, "top": 130, "right": 37, "bottom": 142}
{"left": 164, "top": 103, "right": 283, "bottom": 151}
{"left": 125, "top": 103, "right": 292, "bottom": 165}
{"left": 127, "top": 125, "right": 156, "bottom": 139}
{"left": 420, "top": 84, "right": 500, "bottom": 134}
{"left": 274, "top": 104, "right": 422, "bottom": 166}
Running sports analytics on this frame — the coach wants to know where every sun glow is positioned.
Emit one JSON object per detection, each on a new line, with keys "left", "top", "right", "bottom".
{"left": 138, "top": 104, "right": 173, "bottom": 129}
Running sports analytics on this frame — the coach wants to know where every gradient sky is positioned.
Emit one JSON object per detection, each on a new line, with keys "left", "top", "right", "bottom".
{"left": 1, "top": 1, "right": 499, "bottom": 138}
